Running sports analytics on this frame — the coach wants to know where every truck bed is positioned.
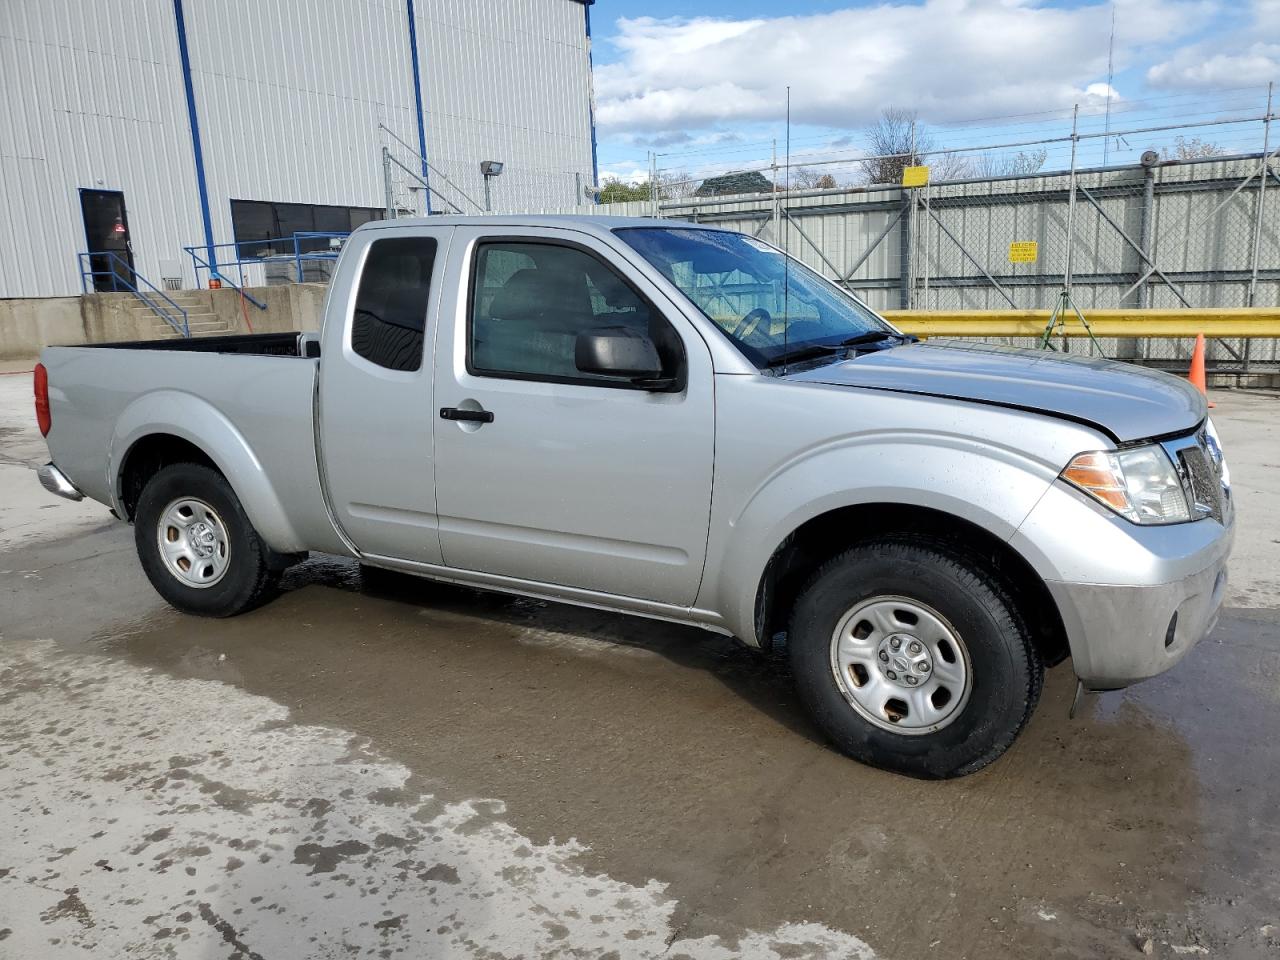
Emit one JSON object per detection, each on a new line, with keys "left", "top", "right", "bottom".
{"left": 39, "top": 338, "right": 341, "bottom": 555}
{"left": 81, "top": 332, "right": 319, "bottom": 358}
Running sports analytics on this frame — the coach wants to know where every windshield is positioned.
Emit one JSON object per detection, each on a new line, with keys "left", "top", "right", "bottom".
{"left": 615, "top": 227, "right": 900, "bottom": 368}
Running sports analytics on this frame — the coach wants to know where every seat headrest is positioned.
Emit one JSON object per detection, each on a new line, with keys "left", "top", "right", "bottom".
{"left": 488, "top": 267, "right": 590, "bottom": 327}
{"left": 378, "top": 286, "right": 427, "bottom": 330}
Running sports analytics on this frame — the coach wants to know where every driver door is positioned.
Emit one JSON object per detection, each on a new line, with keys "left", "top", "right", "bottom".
{"left": 431, "top": 226, "right": 715, "bottom": 606}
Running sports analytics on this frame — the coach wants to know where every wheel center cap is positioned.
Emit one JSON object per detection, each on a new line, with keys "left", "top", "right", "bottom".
{"left": 189, "top": 522, "right": 216, "bottom": 558}
{"left": 877, "top": 633, "right": 933, "bottom": 687}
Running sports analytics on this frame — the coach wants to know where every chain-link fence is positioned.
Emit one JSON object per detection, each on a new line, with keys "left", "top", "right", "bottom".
{"left": 378, "top": 123, "right": 594, "bottom": 218}
{"left": 625, "top": 146, "right": 1279, "bottom": 375}
{"left": 892, "top": 153, "right": 1280, "bottom": 370}
{"left": 374, "top": 100, "right": 1280, "bottom": 375}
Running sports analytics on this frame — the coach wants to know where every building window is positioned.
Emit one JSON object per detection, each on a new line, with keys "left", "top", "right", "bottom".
{"left": 351, "top": 237, "right": 438, "bottom": 372}
{"left": 230, "top": 200, "right": 385, "bottom": 256}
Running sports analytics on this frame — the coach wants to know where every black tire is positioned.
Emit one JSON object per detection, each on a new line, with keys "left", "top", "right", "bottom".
{"left": 788, "top": 536, "right": 1042, "bottom": 779}
{"left": 134, "top": 463, "right": 281, "bottom": 617}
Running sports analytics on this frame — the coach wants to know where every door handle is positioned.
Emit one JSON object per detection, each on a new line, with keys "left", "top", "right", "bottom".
{"left": 440, "top": 406, "right": 494, "bottom": 424}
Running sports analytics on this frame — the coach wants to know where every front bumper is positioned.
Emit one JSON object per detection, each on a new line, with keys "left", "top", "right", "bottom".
{"left": 38, "top": 462, "right": 84, "bottom": 502}
{"left": 1013, "top": 479, "right": 1234, "bottom": 690}
{"left": 1045, "top": 549, "right": 1230, "bottom": 689}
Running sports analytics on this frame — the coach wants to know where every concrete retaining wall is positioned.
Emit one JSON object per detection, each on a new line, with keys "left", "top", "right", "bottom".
{"left": 198, "top": 284, "right": 328, "bottom": 338}
{"left": 0, "top": 284, "right": 328, "bottom": 361}
{"left": 0, "top": 297, "right": 85, "bottom": 362}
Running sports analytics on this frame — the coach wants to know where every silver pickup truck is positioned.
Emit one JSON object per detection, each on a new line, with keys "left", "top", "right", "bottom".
{"left": 35, "top": 215, "right": 1233, "bottom": 778}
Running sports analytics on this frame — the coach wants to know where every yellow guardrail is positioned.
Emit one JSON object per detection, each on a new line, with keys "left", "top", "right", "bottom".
{"left": 881, "top": 308, "right": 1280, "bottom": 339}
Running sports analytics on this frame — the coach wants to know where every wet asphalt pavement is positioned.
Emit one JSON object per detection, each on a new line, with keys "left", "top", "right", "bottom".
{"left": 2, "top": 378, "right": 1279, "bottom": 959}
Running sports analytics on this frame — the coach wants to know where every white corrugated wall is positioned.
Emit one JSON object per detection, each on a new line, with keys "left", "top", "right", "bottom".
{"left": 182, "top": 0, "right": 417, "bottom": 246}
{"left": 414, "top": 0, "right": 594, "bottom": 212}
{"left": 0, "top": 0, "right": 597, "bottom": 298}
{"left": 0, "top": 0, "right": 202, "bottom": 298}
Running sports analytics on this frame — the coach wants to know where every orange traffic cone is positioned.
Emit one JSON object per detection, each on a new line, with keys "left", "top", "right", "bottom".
{"left": 1188, "top": 333, "right": 1215, "bottom": 408}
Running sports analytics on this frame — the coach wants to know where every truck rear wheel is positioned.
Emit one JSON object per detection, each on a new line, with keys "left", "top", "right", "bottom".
{"left": 134, "top": 463, "right": 281, "bottom": 617}
{"left": 788, "top": 536, "right": 1042, "bottom": 779}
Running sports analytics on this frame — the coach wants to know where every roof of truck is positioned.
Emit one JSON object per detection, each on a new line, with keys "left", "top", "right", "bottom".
{"left": 360, "top": 214, "right": 723, "bottom": 234}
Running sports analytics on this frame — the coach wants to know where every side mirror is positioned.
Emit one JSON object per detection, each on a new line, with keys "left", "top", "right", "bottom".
{"left": 575, "top": 326, "right": 671, "bottom": 387}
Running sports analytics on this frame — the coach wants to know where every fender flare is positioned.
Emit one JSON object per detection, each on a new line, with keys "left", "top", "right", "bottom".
{"left": 702, "top": 436, "right": 1059, "bottom": 645}
{"left": 109, "top": 390, "right": 306, "bottom": 553}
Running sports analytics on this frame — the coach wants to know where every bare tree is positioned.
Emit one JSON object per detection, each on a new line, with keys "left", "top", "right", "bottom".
{"left": 788, "top": 167, "right": 839, "bottom": 190}
{"left": 858, "top": 108, "right": 972, "bottom": 184}
{"left": 656, "top": 169, "right": 699, "bottom": 200}
{"left": 860, "top": 108, "right": 931, "bottom": 184}
{"left": 971, "top": 148, "right": 1049, "bottom": 178}
{"left": 1159, "top": 136, "right": 1225, "bottom": 161}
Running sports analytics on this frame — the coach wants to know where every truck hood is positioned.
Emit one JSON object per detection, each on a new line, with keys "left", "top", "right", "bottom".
{"left": 786, "top": 340, "right": 1206, "bottom": 443}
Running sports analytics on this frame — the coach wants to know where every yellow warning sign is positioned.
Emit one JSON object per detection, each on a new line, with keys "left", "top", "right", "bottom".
{"left": 1008, "top": 241, "right": 1039, "bottom": 263}
{"left": 901, "top": 165, "right": 930, "bottom": 187}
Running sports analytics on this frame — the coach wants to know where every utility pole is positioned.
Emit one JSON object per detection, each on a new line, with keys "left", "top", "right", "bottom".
{"left": 1248, "top": 82, "right": 1273, "bottom": 308}
{"left": 649, "top": 152, "right": 658, "bottom": 217}
{"left": 771, "top": 138, "right": 780, "bottom": 236}
{"left": 382, "top": 147, "right": 395, "bottom": 218}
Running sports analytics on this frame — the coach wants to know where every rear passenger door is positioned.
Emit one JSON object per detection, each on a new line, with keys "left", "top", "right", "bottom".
{"left": 319, "top": 226, "right": 450, "bottom": 563}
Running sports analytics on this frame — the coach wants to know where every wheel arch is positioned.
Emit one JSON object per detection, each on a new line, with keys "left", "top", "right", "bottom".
{"left": 753, "top": 502, "right": 1070, "bottom": 669}
{"left": 110, "top": 391, "right": 306, "bottom": 552}
{"left": 118, "top": 433, "right": 217, "bottom": 520}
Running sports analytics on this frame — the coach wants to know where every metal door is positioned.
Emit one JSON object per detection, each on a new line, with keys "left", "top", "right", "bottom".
{"left": 431, "top": 225, "right": 715, "bottom": 606}
{"left": 80, "top": 189, "right": 135, "bottom": 291}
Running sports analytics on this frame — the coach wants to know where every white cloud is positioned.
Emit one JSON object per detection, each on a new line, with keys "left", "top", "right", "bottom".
{"left": 1078, "top": 82, "right": 1121, "bottom": 116}
{"left": 1145, "top": 0, "right": 1279, "bottom": 88}
{"left": 596, "top": 0, "right": 1217, "bottom": 134}
{"left": 1147, "top": 45, "right": 1280, "bottom": 89}
{"left": 599, "top": 164, "right": 651, "bottom": 184}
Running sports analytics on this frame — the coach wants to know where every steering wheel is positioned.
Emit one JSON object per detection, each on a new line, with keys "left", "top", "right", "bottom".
{"left": 731, "top": 307, "right": 772, "bottom": 341}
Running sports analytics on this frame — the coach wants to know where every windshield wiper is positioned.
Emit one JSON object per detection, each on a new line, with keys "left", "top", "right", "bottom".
{"left": 765, "top": 330, "right": 914, "bottom": 368}
{"left": 764, "top": 343, "right": 847, "bottom": 368}
{"left": 839, "top": 330, "right": 916, "bottom": 347}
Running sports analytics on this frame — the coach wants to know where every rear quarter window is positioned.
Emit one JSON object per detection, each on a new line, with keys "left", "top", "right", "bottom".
{"left": 351, "top": 237, "right": 438, "bottom": 372}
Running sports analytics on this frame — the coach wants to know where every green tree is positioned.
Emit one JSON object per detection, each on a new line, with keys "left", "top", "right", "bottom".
{"left": 598, "top": 177, "right": 652, "bottom": 203}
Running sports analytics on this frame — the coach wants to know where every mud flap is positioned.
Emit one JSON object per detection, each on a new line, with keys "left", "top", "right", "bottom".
{"left": 1068, "top": 678, "right": 1095, "bottom": 719}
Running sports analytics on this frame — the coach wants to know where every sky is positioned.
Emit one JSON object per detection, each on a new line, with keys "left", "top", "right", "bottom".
{"left": 588, "top": 0, "right": 1280, "bottom": 185}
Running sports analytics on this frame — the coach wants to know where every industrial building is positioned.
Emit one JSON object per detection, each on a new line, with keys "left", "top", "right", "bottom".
{"left": 0, "top": 0, "right": 599, "bottom": 298}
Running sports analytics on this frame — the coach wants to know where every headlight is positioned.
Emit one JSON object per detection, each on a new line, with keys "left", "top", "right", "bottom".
{"left": 1061, "top": 445, "right": 1190, "bottom": 524}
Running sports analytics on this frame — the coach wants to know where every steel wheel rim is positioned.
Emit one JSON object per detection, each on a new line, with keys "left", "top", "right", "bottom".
{"left": 829, "top": 595, "right": 972, "bottom": 735}
{"left": 156, "top": 497, "right": 231, "bottom": 588}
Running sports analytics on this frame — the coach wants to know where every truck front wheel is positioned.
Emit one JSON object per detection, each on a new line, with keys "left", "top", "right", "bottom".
{"left": 788, "top": 536, "right": 1042, "bottom": 778}
{"left": 134, "top": 463, "right": 281, "bottom": 617}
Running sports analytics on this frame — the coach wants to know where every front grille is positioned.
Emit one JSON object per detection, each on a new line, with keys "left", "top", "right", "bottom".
{"left": 1177, "top": 442, "right": 1224, "bottom": 523}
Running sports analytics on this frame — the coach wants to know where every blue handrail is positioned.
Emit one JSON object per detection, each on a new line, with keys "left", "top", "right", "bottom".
{"left": 78, "top": 251, "right": 190, "bottom": 337}
{"left": 183, "top": 231, "right": 350, "bottom": 304}
{"left": 183, "top": 244, "right": 268, "bottom": 311}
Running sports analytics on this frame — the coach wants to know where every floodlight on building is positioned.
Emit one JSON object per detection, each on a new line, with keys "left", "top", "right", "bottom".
{"left": 480, "top": 160, "right": 504, "bottom": 210}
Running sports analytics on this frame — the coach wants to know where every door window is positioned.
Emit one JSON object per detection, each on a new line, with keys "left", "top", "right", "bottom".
{"left": 351, "top": 237, "right": 438, "bottom": 372}
{"left": 468, "top": 241, "right": 683, "bottom": 386}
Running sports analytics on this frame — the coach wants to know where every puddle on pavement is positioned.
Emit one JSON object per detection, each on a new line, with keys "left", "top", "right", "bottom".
{"left": 67, "top": 555, "right": 1280, "bottom": 958}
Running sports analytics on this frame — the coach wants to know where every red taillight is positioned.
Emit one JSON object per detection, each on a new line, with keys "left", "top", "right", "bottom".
{"left": 34, "top": 363, "right": 51, "bottom": 437}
